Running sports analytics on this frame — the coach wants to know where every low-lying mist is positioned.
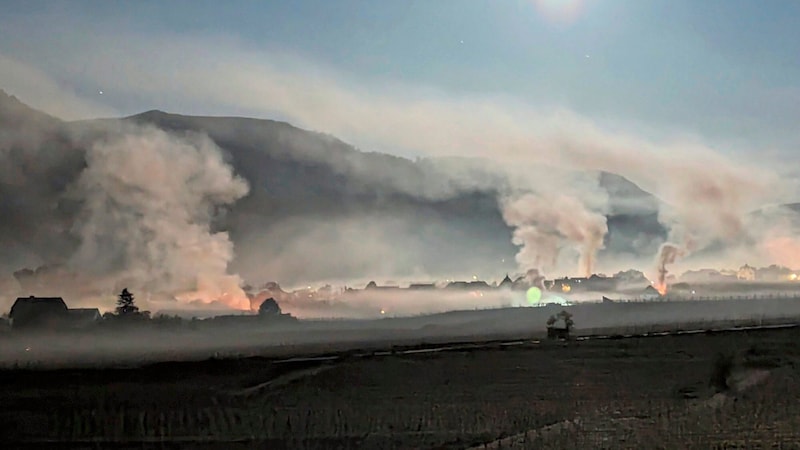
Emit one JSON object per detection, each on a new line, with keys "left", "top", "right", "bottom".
{"left": 3, "top": 296, "right": 800, "bottom": 369}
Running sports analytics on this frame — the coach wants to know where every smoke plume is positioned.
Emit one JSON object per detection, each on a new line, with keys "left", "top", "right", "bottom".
{"left": 501, "top": 193, "right": 608, "bottom": 277}
{"left": 523, "top": 268, "right": 546, "bottom": 290}
{"left": 654, "top": 242, "right": 689, "bottom": 294}
{"left": 68, "top": 126, "right": 250, "bottom": 309}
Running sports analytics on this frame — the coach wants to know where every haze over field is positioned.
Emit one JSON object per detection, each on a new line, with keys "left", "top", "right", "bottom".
{"left": 2, "top": 1, "right": 800, "bottom": 316}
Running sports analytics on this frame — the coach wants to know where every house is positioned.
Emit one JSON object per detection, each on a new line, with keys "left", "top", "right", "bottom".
{"left": 445, "top": 281, "right": 491, "bottom": 290}
{"left": 9, "top": 296, "right": 69, "bottom": 329}
{"left": 642, "top": 285, "right": 661, "bottom": 300}
{"left": 408, "top": 283, "right": 436, "bottom": 290}
{"left": 498, "top": 274, "right": 514, "bottom": 290}
{"left": 365, "top": 281, "right": 401, "bottom": 291}
{"left": 552, "top": 275, "right": 618, "bottom": 293}
{"left": 67, "top": 308, "right": 102, "bottom": 328}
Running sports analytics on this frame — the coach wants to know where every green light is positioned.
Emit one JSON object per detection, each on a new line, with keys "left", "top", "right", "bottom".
{"left": 526, "top": 287, "right": 542, "bottom": 305}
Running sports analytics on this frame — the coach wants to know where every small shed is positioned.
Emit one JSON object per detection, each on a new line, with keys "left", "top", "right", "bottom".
{"left": 9, "top": 296, "right": 69, "bottom": 329}
{"left": 546, "top": 310, "right": 574, "bottom": 340}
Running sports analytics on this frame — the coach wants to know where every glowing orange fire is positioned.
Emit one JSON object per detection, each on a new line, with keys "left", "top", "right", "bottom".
{"left": 176, "top": 275, "right": 251, "bottom": 311}
{"left": 655, "top": 283, "right": 667, "bottom": 296}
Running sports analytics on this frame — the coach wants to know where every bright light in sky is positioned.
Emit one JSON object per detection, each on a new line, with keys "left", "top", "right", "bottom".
{"left": 532, "top": 0, "right": 585, "bottom": 24}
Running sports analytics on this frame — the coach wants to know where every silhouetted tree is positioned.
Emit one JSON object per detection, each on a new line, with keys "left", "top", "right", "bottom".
{"left": 258, "top": 297, "right": 282, "bottom": 316}
{"left": 115, "top": 288, "right": 139, "bottom": 316}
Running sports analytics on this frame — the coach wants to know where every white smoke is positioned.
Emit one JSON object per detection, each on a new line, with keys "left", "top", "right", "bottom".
{"left": 67, "top": 125, "right": 250, "bottom": 309}
{"left": 501, "top": 192, "right": 608, "bottom": 277}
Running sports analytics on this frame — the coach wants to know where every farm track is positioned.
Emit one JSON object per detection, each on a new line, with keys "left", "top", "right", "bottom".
{"left": 262, "top": 320, "right": 800, "bottom": 365}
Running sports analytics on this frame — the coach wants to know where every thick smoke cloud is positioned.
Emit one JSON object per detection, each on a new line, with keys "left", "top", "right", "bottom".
{"left": 502, "top": 193, "right": 608, "bottom": 278}
{"left": 0, "top": 94, "right": 250, "bottom": 311}
{"left": 1, "top": 26, "right": 799, "bottom": 312}
{"left": 19, "top": 32, "right": 780, "bottom": 277}
{"left": 68, "top": 126, "right": 250, "bottom": 309}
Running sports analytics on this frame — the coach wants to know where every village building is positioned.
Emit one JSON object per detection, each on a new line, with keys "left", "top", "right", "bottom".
{"left": 445, "top": 280, "right": 492, "bottom": 290}
{"left": 9, "top": 296, "right": 69, "bottom": 329}
{"left": 498, "top": 274, "right": 514, "bottom": 290}
{"left": 642, "top": 285, "right": 661, "bottom": 300}
{"left": 408, "top": 283, "right": 436, "bottom": 290}
{"left": 67, "top": 308, "right": 102, "bottom": 328}
{"left": 8, "top": 297, "right": 103, "bottom": 330}
{"left": 365, "top": 281, "right": 401, "bottom": 291}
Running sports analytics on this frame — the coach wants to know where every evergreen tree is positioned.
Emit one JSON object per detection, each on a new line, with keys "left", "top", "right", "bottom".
{"left": 258, "top": 297, "right": 282, "bottom": 316}
{"left": 115, "top": 288, "right": 139, "bottom": 315}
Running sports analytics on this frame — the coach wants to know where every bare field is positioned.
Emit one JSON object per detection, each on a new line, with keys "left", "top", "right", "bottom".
{"left": 3, "top": 327, "right": 800, "bottom": 449}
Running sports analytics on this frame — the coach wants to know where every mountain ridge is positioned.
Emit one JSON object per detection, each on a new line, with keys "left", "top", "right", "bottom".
{"left": 11, "top": 91, "right": 792, "bottom": 284}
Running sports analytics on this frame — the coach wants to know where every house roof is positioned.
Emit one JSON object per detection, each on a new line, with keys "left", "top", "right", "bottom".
{"left": 643, "top": 285, "right": 659, "bottom": 294}
{"left": 10, "top": 296, "right": 68, "bottom": 318}
{"left": 67, "top": 308, "right": 101, "bottom": 318}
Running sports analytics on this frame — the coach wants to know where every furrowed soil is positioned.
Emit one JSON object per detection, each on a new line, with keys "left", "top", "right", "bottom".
{"left": 2, "top": 327, "right": 800, "bottom": 449}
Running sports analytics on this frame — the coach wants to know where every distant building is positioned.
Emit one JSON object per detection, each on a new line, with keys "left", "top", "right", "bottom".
{"left": 498, "top": 274, "right": 514, "bottom": 290}
{"left": 67, "top": 308, "right": 102, "bottom": 328}
{"left": 9, "top": 296, "right": 69, "bottom": 329}
{"left": 642, "top": 285, "right": 661, "bottom": 299}
{"left": 549, "top": 275, "right": 617, "bottom": 293}
{"left": 365, "top": 281, "right": 400, "bottom": 291}
{"left": 408, "top": 283, "right": 436, "bottom": 290}
{"left": 445, "top": 280, "right": 491, "bottom": 290}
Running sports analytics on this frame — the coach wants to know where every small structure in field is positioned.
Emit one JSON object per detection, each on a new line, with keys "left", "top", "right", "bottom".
{"left": 9, "top": 296, "right": 69, "bottom": 329}
{"left": 546, "top": 310, "right": 574, "bottom": 340}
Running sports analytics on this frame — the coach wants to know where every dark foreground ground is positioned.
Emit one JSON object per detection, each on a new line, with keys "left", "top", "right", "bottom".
{"left": 2, "top": 327, "right": 800, "bottom": 449}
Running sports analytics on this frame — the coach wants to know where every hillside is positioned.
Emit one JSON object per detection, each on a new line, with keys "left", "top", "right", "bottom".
{"left": 0, "top": 90, "right": 669, "bottom": 286}
{"left": 120, "top": 109, "right": 669, "bottom": 278}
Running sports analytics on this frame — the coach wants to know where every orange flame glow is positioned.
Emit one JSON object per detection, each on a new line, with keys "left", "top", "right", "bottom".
{"left": 175, "top": 275, "right": 251, "bottom": 310}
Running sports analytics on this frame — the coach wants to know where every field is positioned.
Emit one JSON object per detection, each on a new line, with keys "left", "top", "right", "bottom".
{"left": 3, "top": 325, "right": 800, "bottom": 449}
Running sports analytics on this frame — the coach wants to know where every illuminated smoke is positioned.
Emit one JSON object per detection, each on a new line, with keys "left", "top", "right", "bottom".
{"left": 523, "top": 268, "right": 546, "bottom": 290}
{"left": 655, "top": 242, "right": 685, "bottom": 295}
{"left": 68, "top": 125, "right": 251, "bottom": 310}
{"left": 502, "top": 193, "right": 608, "bottom": 277}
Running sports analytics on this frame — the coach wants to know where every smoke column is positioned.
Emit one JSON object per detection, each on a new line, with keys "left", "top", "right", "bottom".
{"left": 68, "top": 126, "right": 251, "bottom": 310}
{"left": 654, "top": 242, "right": 686, "bottom": 295}
{"left": 501, "top": 193, "right": 608, "bottom": 277}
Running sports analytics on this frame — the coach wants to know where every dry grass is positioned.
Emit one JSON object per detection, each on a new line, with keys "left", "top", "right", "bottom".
{"left": 2, "top": 327, "right": 800, "bottom": 448}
